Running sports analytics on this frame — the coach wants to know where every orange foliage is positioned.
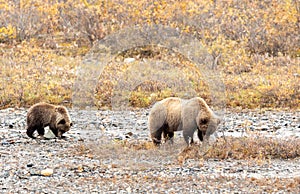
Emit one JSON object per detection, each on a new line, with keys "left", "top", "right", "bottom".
{"left": 0, "top": 0, "right": 299, "bottom": 109}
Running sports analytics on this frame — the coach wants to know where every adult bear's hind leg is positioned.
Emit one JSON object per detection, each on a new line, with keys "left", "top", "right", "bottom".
{"left": 149, "top": 105, "right": 167, "bottom": 146}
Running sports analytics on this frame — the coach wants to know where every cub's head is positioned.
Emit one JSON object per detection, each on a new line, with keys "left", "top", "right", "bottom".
{"left": 55, "top": 106, "right": 73, "bottom": 138}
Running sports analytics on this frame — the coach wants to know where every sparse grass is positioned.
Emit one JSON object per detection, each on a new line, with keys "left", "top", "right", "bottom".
{"left": 73, "top": 135, "right": 300, "bottom": 167}
{"left": 65, "top": 133, "right": 300, "bottom": 192}
{"left": 205, "top": 136, "right": 300, "bottom": 160}
{"left": 177, "top": 136, "right": 300, "bottom": 164}
{"left": 72, "top": 137, "right": 185, "bottom": 169}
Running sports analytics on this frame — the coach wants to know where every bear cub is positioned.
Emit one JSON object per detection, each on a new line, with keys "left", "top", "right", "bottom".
{"left": 148, "top": 97, "right": 221, "bottom": 146}
{"left": 26, "top": 102, "right": 73, "bottom": 139}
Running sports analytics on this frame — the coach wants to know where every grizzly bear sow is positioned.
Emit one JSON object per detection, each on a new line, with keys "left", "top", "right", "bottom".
{"left": 26, "top": 102, "right": 73, "bottom": 139}
{"left": 148, "top": 97, "right": 221, "bottom": 146}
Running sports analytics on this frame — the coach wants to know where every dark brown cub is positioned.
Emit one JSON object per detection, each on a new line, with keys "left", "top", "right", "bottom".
{"left": 26, "top": 102, "right": 72, "bottom": 139}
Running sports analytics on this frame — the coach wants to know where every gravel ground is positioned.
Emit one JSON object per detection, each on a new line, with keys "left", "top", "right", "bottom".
{"left": 0, "top": 107, "right": 299, "bottom": 193}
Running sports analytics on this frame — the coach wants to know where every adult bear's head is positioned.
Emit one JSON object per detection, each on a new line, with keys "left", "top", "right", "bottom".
{"left": 196, "top": 98, "right": 221, "bottom": 138}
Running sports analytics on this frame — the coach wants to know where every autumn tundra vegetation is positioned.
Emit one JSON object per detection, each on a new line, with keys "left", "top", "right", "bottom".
{"left": 0, "top": 0, "right": 299, "bottom": 109}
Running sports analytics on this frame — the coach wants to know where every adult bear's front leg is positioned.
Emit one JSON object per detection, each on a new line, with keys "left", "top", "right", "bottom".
{"left": 197, "top": 129, "right": 204, "bottom": 142}
{"left": 182, "top": 122, "right": 197, "bottom": 146}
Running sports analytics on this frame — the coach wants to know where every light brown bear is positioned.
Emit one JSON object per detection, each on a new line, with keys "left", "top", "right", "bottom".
{"left": 26, "top": 102, "right": 73, "bottom": 139}
{"left": 148, "top": 97, "right": 220, "bottom": 146}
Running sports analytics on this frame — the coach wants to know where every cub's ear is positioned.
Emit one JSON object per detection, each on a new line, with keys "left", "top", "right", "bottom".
{"left": 55, "top": 106, "right": 66, "bottom": 113}
{"left": 58, "top": 119, "right": 66, "bottom": 125}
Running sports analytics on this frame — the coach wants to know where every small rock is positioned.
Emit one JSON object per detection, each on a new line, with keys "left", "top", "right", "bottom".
{"left": 124, "top": 58, "right": 135, "bottom": 63}
{"left": 257, "top": 125, "right": 269, "bottom": 131}
{"left": 40, "top": 168, "right": 54, "bottom": 176}
{"left": 125, "top": 132, "right": 133, "bottom": 137}
{"left": 114, "top": 136, "right": 123, "bottom": 141}
{"left": 1, "top": 141, "right": 9, "bottom": 146}
{"left": 273, "top": 125, "right": 281, "bottom": 130}
{"left": 44, "top": 128, "right": 56, "bottom": 139}
{"left": 99, "top": 125, "right": 105, "bottom": 131}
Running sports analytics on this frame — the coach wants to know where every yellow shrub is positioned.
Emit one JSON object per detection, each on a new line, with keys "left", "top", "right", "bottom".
{"left": 0, "top": 24, "right": 16, "bottom": 41}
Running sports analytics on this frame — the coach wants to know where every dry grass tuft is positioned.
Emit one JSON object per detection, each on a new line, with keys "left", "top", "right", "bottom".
{"left": 176, "top": 136, "right": 300, "bottom": 164}
{"left": 72, "top": 135, "right": 300, "bottom": 168}
{"left": 205, "top": 136, "right": 300, "bottom": 160}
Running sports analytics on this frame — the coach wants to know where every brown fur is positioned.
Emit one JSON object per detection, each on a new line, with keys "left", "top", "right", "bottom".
{"left": 148, "top": 97, "right": 221, "bottom": 146}
{"left": 26, "top": 102, "right": 72, "bottom": 139}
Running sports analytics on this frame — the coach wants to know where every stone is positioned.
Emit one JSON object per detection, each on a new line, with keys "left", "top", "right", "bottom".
{"left": 40, "top": 168, "right": 54, "bottom": 176}
{"left": 44, "top": 128, "right": 56, "bottom": 139}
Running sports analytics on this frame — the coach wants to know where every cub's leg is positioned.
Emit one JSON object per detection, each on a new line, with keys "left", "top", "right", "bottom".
{"left": 37, "top": 127, "right": 45, "bottom": 138}
{"left": 26, "top": 126, "right": 37, "bottom": 139}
